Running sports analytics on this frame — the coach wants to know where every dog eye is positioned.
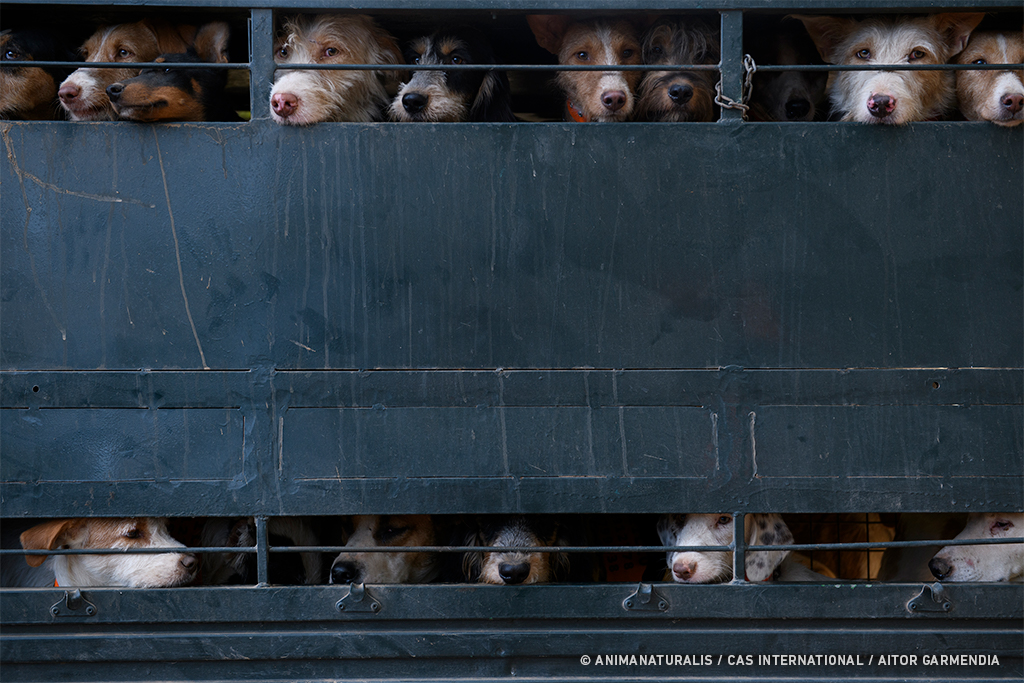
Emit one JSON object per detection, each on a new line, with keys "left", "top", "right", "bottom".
{"left": 413, "top": 55, "right": 420, "bottom": 64}
{"left": 855, "top": 49, "right": 871, "bottom": 60}
{"left": 622, "top": 48, "right": 634, "bottom": 59}
{"left": 450, "top": 55, "right": 461, "bottom": 65}
{"left": 576, "top": 51, "right": 589, "bottom": 61}
{"left": 972, "top": 58, "right": 988, "bottom": 65}
{"left": 3, "top": 49, "right": 20, "bottom": 60}
{"left": 909, "top": 49, "right": 926, "bottom": 61}
{"left": 380, "top": 526, "right": 408, "bottom": 541}
{"left": 278, "top": 47, "right": 289, "bottom": 58}
{"left": 324, "top": 47, "right": 339, "bottom": 58}
{"left": 651, "top": 45, "right": 663, "bottom": 55}
{"left": 117, "top": 48, "right": 132, "bottom": 59}
{"left": 717, "top": 515, "right": 732, "bottom": 526}
{"left": 993, "top": 520, "right": 1013, "bottom": 531}
{"left": 123, "top": 528, "right": 142, "bottom": 540}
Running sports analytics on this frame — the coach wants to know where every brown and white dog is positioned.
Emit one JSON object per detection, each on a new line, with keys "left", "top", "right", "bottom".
{"left": 3, "top": 517, "right": 197, "bottom": 588}
{"left": 527, "top": 15, "right": 643, "bottom": 122}
{"left": 270, "top": 14, "right": 402, "bottom": 124}
{"left": 929, "top": 512, "right": 1024, "bottom": 583}
{"left": 58, "top": 19, "right": 201, "bottom": 121}
{"left": 636, "top": 17, "right": 720, "bottom": 122}
{"left": 329, "top": 515, "right": 442, "bottom": 585}
{"left": 464, "top": 515, "right": 572, "bottom": 585}
{"left": 956, "top": 29, "right": 1024, "bottom": 126}
{"left": 793, "top": 13, "right": 985, "bottom": 124}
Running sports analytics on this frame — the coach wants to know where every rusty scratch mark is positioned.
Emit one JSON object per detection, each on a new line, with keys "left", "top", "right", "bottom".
{"left": 153, "top": 128, "right": 209, "bottom": 370}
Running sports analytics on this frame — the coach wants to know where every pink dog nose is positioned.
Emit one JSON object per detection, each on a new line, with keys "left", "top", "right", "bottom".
{"left": 672, "top": 560, "right": 697, "bottom": 581}
{"left": 58, "top": 82, "right": 81, "bottom": 104}
{"left": 1002, "top": 93, "right": 1024, "bottom": 115}
{"left": 180, "top": 553, "right": 198, "bottom": 570}
{"left": 867, "top": 93, "right": 896, "bottom": 117}
{"left": 272, "top": 92, "right": 299, "bottom": 118}
{"left": 601, "top": 90, "right": 627, "bottom": 112}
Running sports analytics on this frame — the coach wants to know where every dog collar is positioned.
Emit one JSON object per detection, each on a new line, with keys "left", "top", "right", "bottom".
{"left": 565, "top": 99, "right": 589, "bottom": 123}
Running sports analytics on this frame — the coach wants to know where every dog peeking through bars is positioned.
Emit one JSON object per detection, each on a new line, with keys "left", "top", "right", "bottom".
{"left": 636, "top": 17, "right": 720, "bottom": 122}
{"left": 463, "top": 515, "right": 600, "bottom": 585}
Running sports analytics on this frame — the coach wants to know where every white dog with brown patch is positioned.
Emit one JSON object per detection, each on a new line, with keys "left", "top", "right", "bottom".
{"left": 956, "top": 29, "right": 1024, "bottom": 126}
{"left": 4, "top": 518, "right": 197, "bottom": 588}
{"left": 794, "top": 13, "right": 984, "bottom": 124}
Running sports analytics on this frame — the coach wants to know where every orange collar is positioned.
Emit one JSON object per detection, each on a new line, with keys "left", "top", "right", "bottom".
{"left": 54, "top": 579, "right": 59, "bottom": 587}
{"left": 565, "top": 99, "right": 589, "bottom": 123}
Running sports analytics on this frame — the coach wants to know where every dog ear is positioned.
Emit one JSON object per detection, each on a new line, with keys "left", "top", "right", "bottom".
{"left": 656, "top": 514, "right": 685, "bottom": 546}
{"left": 20, "top": 519, "right": 81, "bottom": 568}
{"left": 194, "top": 21, "right": 231, "bottom": 63}
{"left": 743, "top": 514, "right": 793, "bottom": 582}
{"left": 372, "top": 24, "right": 403, "bottom": 84}
{"left": 931, "top": 13, "right": 986, "bottom": 57}
{"left": 461, "top": 529, "right": 485, "bottom": 582}
{"left": 470, "top": 70, "right": 517, "bottom": 122}
{"left": 790, "top": 15, "right": 858, "bottom": 64}
{"left": 527, "top": 15, "right": 571, "bottom": 55}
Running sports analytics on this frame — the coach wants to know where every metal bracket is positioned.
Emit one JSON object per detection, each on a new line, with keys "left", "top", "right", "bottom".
{"left": 622, "top": 582, "right": 669, "bottom": 612}
{"left": 335, "top": 583, "right": 382, "bottom": 614}
{"left": 907, "top": 583, "right": 953, "bottom": 614}
{"left": 50, "top": 590, "right": 97, "bottom": 618}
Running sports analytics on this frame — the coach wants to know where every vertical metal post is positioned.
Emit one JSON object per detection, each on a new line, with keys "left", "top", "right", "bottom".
{"left": 719, "top": 10, "right": 744, "bottom": 123}
{"left": 249, "top": 9, "right": 275, "bottom": 121}
{"left": 255, "top": 516, "right": 270, "bottom": 586}
{"left": 732, "top": 511, "right": 747, "bottom": 582}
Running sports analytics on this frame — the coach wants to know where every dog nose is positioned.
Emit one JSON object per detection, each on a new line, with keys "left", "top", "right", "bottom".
{"left": 58, "top": 82, "right": 81, "bottom": 104}
{"left": 785, "top": 98, "right": 811, "bottom": 120}
{"left": 668, "top": 83, "right": 693, "bottom": 105}
{"left": 928, "top": 557, "right": 952, "bottom": 580}
{"left": 1001, "top": 92, "right": 1024, "bottom": 115}
{"left": 672, "top": 560, "right": 697, "bottom": 581}
{"left": 271, "top": 92, "right": 299, "bottom": 118}
{"left": 180, "top": 553, "right": 198, "bottom": 571}
{"left": 106, "top": 83, "right": 124, "bottom": 102}
{"left": 601, "top": 90, "right": 627, "bottom": 112}
{"left": 330, "top": 561, "right": 360, "bottom": 584}
{"left": 867, "top": 93, "right": 896, "bottom": 117}
{"left": 402, "top": 92, "right": 428, "bottom": 114}
{"left": 498, "top": 562, "right": 531, "bottom": 585}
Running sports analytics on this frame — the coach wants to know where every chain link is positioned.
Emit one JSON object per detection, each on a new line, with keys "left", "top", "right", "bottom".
{"left": 714, "top": 54, "right": 757, "bottom": 118}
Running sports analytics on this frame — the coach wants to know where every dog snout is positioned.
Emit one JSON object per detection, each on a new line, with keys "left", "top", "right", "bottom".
{"left": 785, "top": 98, "right": 811, "bottom": 120}
{"left": 672, "top": 560, "right": 697, "bottom": 582}
{"left": 271, "top": 92, "right": 299, "bottom": 118}
{"left": 928, "top": 556, "right": 953, "bottom": 581}
{"left": 1001, "top": 92, "right": 1024, "bottom": 115}
{"left": 668, "top": 83, "right": 693, "bottom": 106}
{"left": 58, "top": 82, "right": 81, "bottom": 104}
{"left": 402, "top": 92, "right": 428, "bottom": 115}
{"left": 867, "top": 93, "right": 896, "bottom": 118}
{"left": 180, "top": 552, "right": 198, "bottom": 572}
{"left": 498, "top": 561, "right": 531, "bottom": 585}
{"left": 330, "top": 561, "right": 361, "bottom": 584}
{"left": 601, "top": 90, "right": 628, "bottom": 112}
{"left": 106, "top": 82, "right": 124, "bottom": 102}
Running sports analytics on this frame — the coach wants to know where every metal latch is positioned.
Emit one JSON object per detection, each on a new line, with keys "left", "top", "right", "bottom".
{"left": 907, "top": 583, "right": 952, "bottom": 614}
{"left": 336, "top": 583, "right": 382, "bottom": 614}
{"left": 622, "top": 582, "right": 669, "bottom": 612}
{"left": 50, "top": 590, "right": 97, "bottom": 618}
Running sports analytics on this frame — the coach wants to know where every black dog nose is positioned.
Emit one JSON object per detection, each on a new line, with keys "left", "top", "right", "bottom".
{"left": 106, "top": 82, "right": 124, "bottom": 101}
{"left": 785, "top": 98, "right": 811, "bottom": 120}
{"left": 498, "top": 562, "right": 531, "bottom": 585}
{"left": 402, "top": 92, "right": 428, "bottom": 114}
{"left": 668, "top": 83, "right": 693, "bottom": 105}
{"left": 928, "top": 557, "right": 952, "bottom": 581}
{"left": 331, "top": 562, "right": 360, "bottom": 584}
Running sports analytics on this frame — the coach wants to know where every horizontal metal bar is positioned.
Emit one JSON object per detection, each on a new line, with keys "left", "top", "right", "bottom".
{"left": 0, "top": 61, "right": 249, "bottom": 70}
{"left": 755, "top": 62, "right": 1024, "bottom": 72}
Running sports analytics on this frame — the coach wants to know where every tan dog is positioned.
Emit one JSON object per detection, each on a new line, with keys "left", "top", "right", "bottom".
{"left": 637, "top": 17, "right": 720, "bottom": 122}
{"left": 528, "top": 15, "right": 643, "bottom": 122}
{"left": 794, "top": 13, "right": 984, "bottom": 124}
{"left": 13, "top": 518, "right": 197, "bottom": 588}
{"left": 956, "top": 29, "right": 1024, "bottom": 126}
{"left": 271, "top": 14, "right": 402, "bottom": 124}
{"left": 58, "top": 19, "right": 200, "bottom": 121}
{"left": 329, "top": 515, "right": 440, "bottom": 584}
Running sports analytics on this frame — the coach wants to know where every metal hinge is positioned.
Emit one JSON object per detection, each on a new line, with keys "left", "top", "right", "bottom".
{"left": 622, "top": 582, "right": 669, "bottom": 612}
{"left": 336, "top": 583, "right": 382, "bottom": 614}
{"left": 50, "top": 590, "right": 97, "bottom": 618}
{"left": 907, "top": 583, "right": 953, "bottom": 614}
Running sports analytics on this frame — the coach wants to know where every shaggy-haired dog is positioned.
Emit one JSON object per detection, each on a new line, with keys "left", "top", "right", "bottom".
{"left": 637, "top": 17, "right": 720, "bottom": 122}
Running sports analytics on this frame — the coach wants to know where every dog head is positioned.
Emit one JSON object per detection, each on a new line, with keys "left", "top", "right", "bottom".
{"left": 657, "top": 513, "right": 793, "bottom": 583}
{"left": 464, "top": 515, "right": 569, "bottom": 585}
{"left": 0, "top": 29, "right": 76, "bottom": 120}
{"left": 746, "top": 22, "right": 828, "bottom": 121}
{"left": 20, "top": 517, "right": 197, "bottom": 588}
{"left": 329, "top": 515, "right": 439, "bottom": 584}
{"left": 929, "top": 512, "right": 1024, "bottom": 582}
{"left": 271, "top": 14, "right": 402, "bottom": 124}
{"left": 528, "top": 14, "right": 643, "bottom": 122}
{"left": 58, "top": 19, "right": 199, "bottom": 121}
{"left": 637, "top": 18, "right": 719, "bottom": 122}
{"left": 794, "top": 12, "right": 985, "bottom": 124}
{"left": 956, "top": 29, "right": 1024, "bottom": 127}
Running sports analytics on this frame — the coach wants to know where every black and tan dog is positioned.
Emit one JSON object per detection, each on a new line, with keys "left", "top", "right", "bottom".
{"left": 0, "top": 28, "right": 77, "bottom": 120}
{"left": 637, "top": 17, "right": 720, "bottom": 122}
{"left": 390, "top": 26, "right": 515, "bottom": 122}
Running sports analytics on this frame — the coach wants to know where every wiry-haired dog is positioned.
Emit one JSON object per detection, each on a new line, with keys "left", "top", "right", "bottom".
{"left": 389, "top": 27, "right": 515, "bottom": 122}
{"left": 330, "top": 515, "right": 443, "bottom": 585}
{"left": 794, "top": 13, "right": 985, "bottom": 124}
{"left": 528, "top": 15, "right": 643, "bottom": 122}
{"left": 58, "top": 19, "right": 201, "bottom": 121}
{"left": 1, "top": 29, "right": 77, "bottom": 120}
{"left": 745, "top": 21, "right": 828, "bottom": 121}
{"left": 636, "top": 18, "right": 719, "bottom": 122}
{"left": 956, "top": 29, "right": 1024, "bottom": 127}
{"left": 464, "top": 515, "right": 570, "bottom": 585}
{"left": 271, "top": 14, "right": 402, "bottom": 124}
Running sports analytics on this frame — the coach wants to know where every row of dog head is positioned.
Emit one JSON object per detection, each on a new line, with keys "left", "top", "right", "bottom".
{"left": 2, "top": 14, "right": 1021, "bottom": 126}
{"left": 3, "top": 512, "right": 1020, "bottom": 589}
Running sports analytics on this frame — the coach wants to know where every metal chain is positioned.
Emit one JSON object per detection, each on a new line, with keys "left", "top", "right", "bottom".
{"left": 714, "top": 54, "right": 757, "bottom": 118}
